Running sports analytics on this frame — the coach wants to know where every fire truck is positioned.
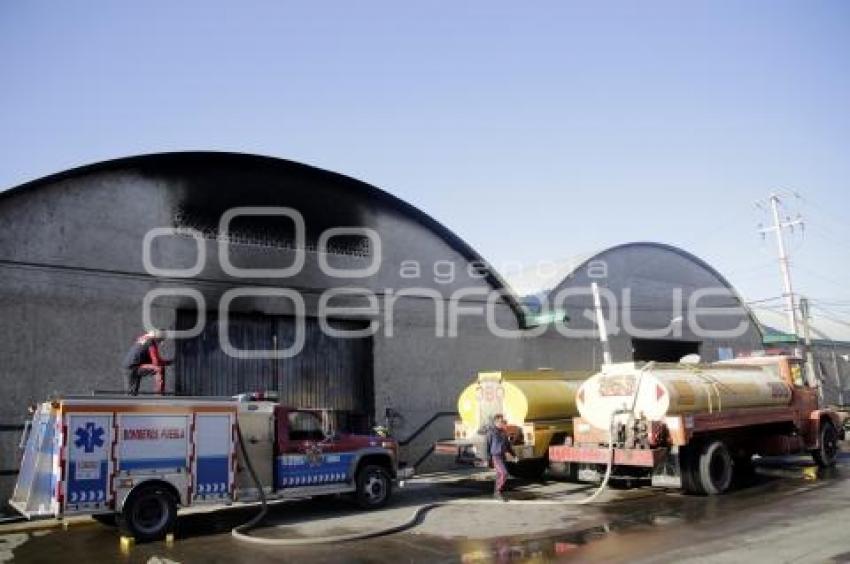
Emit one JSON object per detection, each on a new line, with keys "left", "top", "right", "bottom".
{"left": 549, "top": 355, "right": 844, "bottom": 494}
{"left": 10, "top": 394, "right": 408, "bottom": 541}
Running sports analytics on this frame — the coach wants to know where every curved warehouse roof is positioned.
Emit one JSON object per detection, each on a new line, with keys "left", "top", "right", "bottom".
{"left": 505, "top": 242, "right": 765, "bottom": 342}
{"left": 505, "top": 242, "right": 746, "bottom": 298}
{"left": 0, "top": 151, "right": 525, "bottom": 319}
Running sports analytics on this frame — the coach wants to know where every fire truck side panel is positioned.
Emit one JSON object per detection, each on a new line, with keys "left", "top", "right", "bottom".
{"left": 116, "top": 414, "right": 190, "bottom": 474}
{"left": 234, "top": 402, "right": 276, "bottom": 497}
{"left": 113, "top": 412, "right": 186, "bottom": 510}
{"left": 64, "top": 413, "right": 113, "bottom": 514}
{"left": 43, "top": 399, "right": 237, "bottom": 515}
{"left": 192, "top": 413, "right": 236, "bottom": 502}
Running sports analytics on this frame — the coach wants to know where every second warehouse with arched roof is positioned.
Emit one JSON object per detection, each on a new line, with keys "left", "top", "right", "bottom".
{"left": 507, "top": 242, "right": 764, "bottom": 369}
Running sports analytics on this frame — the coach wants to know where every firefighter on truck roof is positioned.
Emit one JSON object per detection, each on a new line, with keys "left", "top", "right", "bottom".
{"left": 122, "top": 330, "right": 171, "bottom": 396}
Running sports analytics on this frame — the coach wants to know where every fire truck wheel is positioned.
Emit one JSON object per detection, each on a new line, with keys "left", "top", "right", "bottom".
{"left": 355, "top": 465, "right": 392, "bottom": 509}
{"left": 812, "top": 421, "right": 839, "bottom": 468}
{"left": 697, "top": 440, "right": 733, "bottom": 495}
{"left": 118, "top": 484, "right": 177, "bottom": 542}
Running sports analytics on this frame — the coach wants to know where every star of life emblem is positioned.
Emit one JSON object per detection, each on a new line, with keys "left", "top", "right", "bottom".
{"left": 304, "top": 443, "right": 323, "bottom": 466}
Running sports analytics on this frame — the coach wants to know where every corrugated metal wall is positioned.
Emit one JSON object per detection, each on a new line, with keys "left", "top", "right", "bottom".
{"left": 175, "top": 311, "right": 374, "bottom": 430}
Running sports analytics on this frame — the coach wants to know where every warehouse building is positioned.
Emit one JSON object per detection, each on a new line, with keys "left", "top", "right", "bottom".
{"left": 0, "top": 152, "right": 764, "bottom": 505}
{"left": 0, "top": 152, "right": 531, "bottom": 503}
{"left": 506, "top": 243, "right": 765, "bottom": 369}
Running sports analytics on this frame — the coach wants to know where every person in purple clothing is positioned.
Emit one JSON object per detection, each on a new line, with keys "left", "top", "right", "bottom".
{"left": 485, "top": 413, "right": 517, "bottom": 501}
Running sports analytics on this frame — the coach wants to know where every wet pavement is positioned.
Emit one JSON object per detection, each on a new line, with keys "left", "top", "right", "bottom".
{"left": 3, "top": 461, "right": 850, "bottom": 563}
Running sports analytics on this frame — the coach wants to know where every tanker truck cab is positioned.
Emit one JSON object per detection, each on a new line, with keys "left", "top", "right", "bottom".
{"left": 435, "top": 369, "right": 591, "bottom": 480}
{"left": 549, "top": 355, "right": 843, "bottom": 495}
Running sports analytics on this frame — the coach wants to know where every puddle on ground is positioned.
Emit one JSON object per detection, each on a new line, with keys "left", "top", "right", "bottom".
{"left": 451, "top": 464, "right": 846, "bottom": 562}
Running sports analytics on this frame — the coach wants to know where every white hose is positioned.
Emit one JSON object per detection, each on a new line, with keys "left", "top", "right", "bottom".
{"left": 573, "top": 410, "right": 618, "bottom": 505}
{"left": 231, "top": 411, "right": 620, "bottom": 546}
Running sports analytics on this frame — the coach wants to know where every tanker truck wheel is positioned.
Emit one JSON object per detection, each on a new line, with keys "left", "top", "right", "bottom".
{"left": 548, "top": 461, "right": 579, "bottom": 482}
{"left": 678, "top": 445, "right": 704, "bottom": 495}
{"left": 696, "top": 440, "right": 733, "bottom": 495}
{"left": 812, "top": 421, "right": 839, "bottom": 468}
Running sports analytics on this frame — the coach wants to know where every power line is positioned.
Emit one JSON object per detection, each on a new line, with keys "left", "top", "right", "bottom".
{"left": 796, "top": 193, "right": 850, "bottom": 237}
{"left": 810, "top": 301, "right": 850, "bottom": 308}
{"left": 803, "top": 224, "right": 850, "bottom": 253}
{"left": 794, "top": 263, "right": 848, "bottom": 291}
{"left": 809, "top": 305, "right": 850, "bottom": 329}
{"left": 745, "top": 295, "right": 785, "bottom": 305}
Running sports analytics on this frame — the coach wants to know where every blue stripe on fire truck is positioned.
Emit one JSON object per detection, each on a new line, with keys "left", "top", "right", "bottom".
{"left": 119, "top": 457, "right": 187, "bottom": 471}
{"left": 195, "top": 455, "right": 229, "bottom": 495}
{"left": 275, "top": 453, "right": 354, "bottom": 488}
{"left": 67, "top": 460, "right": 108, "bottom": 504}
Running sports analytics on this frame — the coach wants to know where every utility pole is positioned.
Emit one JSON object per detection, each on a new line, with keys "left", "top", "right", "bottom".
{"left": 799, "top": 297, "right": 819, "bottom": 397}
{"left": 759, "top": 193, "right": 804, "bottom": 339}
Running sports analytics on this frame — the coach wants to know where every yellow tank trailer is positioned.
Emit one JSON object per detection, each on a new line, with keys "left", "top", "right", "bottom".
{"left": 435, "top": 369, "right": 590, "bottom": 479}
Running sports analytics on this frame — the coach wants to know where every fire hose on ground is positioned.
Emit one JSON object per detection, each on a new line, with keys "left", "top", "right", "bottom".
{"left": 231, "top": 412, "right": 622, "bottom": 546}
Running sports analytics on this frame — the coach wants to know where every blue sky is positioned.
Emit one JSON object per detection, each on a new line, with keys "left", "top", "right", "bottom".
{"left": 1, "top": 1, "right": 848, "bottom": 317}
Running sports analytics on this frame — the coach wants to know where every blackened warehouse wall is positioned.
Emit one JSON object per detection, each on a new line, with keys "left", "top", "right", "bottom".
{"left": 0, "top": 152, "right": 530, "bottom": 506}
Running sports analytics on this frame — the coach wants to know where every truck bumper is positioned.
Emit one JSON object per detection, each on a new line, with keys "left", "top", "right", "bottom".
{"left": 435, "top": 440, "right": 536, "bottom": 466}
{"left": 434, "top": 439, "right": 473, "bottom": 456}
{"left": 549, "top": 445, "right": 667, "bottom": 468}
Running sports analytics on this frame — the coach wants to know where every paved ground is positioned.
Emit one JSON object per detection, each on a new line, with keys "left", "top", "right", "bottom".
{"left": 2, "top": 457, "right": 850, "bottom": 563}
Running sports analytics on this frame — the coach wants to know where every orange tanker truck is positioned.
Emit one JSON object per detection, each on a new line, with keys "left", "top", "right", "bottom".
{"left": 549, "top": 354, "right": 844, "bottom": 494}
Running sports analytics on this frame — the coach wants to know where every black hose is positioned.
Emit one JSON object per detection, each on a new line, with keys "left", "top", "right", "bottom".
{"left": 232, "top": 422, "right": 269, "bottom": 534}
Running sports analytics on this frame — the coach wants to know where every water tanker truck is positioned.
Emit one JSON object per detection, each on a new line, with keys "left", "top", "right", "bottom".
{"left": 436, "top": 369, "right": 591, "bottom": 479}
{"left": 549, "top": 355, "right": 844, "bottom": 494}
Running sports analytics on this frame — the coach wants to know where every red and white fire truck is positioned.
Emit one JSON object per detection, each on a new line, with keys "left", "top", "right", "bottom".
{"left": 10, "top": 393, "right": 409, "bottom": 541}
